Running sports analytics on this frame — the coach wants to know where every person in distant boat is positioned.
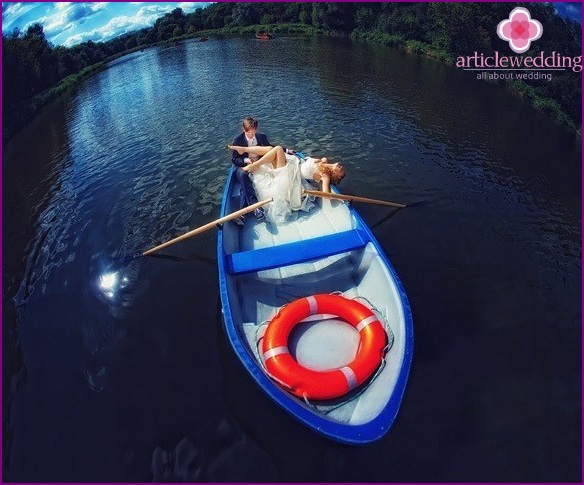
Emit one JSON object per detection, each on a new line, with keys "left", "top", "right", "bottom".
{"left": 230, "top": 117, "right": 294, "bottom": 224}
{"left": 228, "top": 144, "right": 346, "bottom": 223}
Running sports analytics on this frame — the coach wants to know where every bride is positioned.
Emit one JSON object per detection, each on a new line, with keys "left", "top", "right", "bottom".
{"left": 228, "top": 145, "right": 346, "bottom": 223}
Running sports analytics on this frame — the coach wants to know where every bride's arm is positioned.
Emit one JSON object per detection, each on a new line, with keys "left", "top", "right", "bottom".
{"left": 320, "top": 174, "right": 331, "bottom": 193}
{"left": 313, "top": 159, "right": 331, "bottom": 192}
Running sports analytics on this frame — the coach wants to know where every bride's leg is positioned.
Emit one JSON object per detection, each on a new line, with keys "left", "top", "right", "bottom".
{"left": 256, "top": 146, "right": 287, "bottom": 168}
{"left": 245, "top": 146, "right": 286, "bottom": 172}
{"left": 228, "top": 145, "right": 273, "bottom": 156}
{"left": 228, "top": 145, "right": 246, "bottom": 155}
{"left": 273, "top": 146, "right": 287, "bottom": 168}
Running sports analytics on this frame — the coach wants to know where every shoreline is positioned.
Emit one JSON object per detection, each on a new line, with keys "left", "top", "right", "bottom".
{"left": 3, "top": 25, "right": 581, "bottom": 146}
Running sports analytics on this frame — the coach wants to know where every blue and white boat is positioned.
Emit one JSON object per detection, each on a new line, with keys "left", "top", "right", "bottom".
{"left": 217, "top": 166, "right": 414, "bottom": 444}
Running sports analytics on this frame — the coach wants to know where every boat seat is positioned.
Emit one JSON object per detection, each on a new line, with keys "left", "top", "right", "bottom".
{"left": 225, "top": 229, "right": 369, "bottom": 275}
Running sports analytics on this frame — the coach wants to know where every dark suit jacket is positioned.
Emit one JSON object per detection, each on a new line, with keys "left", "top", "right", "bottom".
{"left": 231, "top": 132, "right": 272, "bottom": 167}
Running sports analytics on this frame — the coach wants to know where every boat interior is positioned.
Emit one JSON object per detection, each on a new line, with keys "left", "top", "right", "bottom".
{"left": 221, "top": 180, "right": 408, "bottom": 424}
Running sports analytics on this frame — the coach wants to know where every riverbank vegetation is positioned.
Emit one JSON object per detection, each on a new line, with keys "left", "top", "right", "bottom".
{"left": 3, "top": 2, "right": 581, "bottom": 144}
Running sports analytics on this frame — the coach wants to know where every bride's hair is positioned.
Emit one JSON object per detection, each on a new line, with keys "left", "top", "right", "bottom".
{"left": 318, "top": 164, "right": 345, "bottom": 185}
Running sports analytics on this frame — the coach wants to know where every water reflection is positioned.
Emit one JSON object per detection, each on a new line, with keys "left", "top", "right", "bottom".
{"left": 98, "top": 271, "right": 121, "bottom": 299}
{"left": 150, "top": 417, "right": 278, "bottom": 482}
{"left": 94, "top": 259, "right": 144, "bottom": 315}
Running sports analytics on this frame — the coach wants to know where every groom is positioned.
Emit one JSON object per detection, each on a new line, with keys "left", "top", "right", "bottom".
{"left": 230, "top": 117, "right": 272, "bottom": 222}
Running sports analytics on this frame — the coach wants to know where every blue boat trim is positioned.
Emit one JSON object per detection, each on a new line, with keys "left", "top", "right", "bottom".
{"left": 225, "top": 228, "right": 368, "bottom": 275}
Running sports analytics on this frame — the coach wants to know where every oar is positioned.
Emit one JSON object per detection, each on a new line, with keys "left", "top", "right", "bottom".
{"left": 142, "top": 198, "right": 272, "bottom": 256}
{"left": 303, "top": 189, "right": 407, "bottom": 208}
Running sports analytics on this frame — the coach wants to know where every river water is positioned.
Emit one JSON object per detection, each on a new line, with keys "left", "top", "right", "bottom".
{"left": 2, "top": 35, "right": 581, "bottom": 482}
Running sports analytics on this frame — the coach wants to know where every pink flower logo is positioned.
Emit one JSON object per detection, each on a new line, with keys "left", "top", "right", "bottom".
{"left": 497, "top": 7, "right": 543, "bottom": 54}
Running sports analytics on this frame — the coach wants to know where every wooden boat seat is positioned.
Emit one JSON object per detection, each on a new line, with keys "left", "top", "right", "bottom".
{"left": 225, "top": 229, "right": 369, "bottom": 275}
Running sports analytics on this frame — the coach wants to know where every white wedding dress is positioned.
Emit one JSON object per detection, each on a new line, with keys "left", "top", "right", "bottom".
{"left": 251, "top": 154, "right": 316, "bottom": 224}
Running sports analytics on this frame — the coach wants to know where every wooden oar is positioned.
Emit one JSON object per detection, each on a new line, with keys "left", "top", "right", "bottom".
{"left": 303, "top": 189, "right": 406, "bottom": 208}
{"left": 142, "top": 198, "right": 273, "bottom": 256}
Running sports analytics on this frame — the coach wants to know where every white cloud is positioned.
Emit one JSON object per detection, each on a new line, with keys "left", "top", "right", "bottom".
{"left": 2, "top": 2, "right": 38, "bottom": 31}
{"left": 27, "top": 2, "right": 106, "bottom": 38}
{"left": 3, "top": 2, "right": 33, "bottom": 17}
{"left": 40, "top": 9, "right": 72, "bottom": 35}
{"left": 90, "top": 3, "right": 108, "bottom": 15}
{"left": 4, "top": 1, "right": 214, "bottom": 46}
{"left": 100, "top": 15, "right": 146, "bottom": 36}
{"left": 63, "top": 31, "right": 98, "bottom": 46}
{"left": 53, "top": 3, "right": 72, "bottom": 10}
{"left": 62, "top": 7, "right": 159, "bottom": 46}
{"left": 564, "top": 4, "right": 579, "bottom": 14}
{"left": 138, "top": 4, "right": 172, "bottom": 16}
{"left": 178, "top": 2, "right": 206, "bottom": 13}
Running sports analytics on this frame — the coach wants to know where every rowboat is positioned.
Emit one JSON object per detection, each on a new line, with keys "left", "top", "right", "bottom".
{"left": 255, "top": 32, "right": 275, "bottom": 40}
{"left": 217, "top": 166, "right": 414, "bottom": 444}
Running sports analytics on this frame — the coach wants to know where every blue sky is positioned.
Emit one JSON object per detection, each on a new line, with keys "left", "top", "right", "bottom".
{"left": 1, "top": 2, "right": 210, "bottom": 46}
{"left": 553, "top": 2, "right": 583, "bottom": 23}
{"left": 2, "top": 2, "right": 582, "bottom": 48}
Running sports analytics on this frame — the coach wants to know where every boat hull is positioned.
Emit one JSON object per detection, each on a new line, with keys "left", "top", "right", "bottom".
{"left": 217, "top": 167, "right": 413, "bottom": 444}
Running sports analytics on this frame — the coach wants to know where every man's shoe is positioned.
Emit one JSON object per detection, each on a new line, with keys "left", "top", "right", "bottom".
{"left": 254, "top": 207, "right": 266, "bottom": 221}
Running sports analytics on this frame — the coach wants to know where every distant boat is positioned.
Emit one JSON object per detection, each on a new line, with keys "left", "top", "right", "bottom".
{"left": 255, "top": 32, "right": 275, "bottom": 40}
{"left": 199, "top": 36, "right": 208, "bottom": 42}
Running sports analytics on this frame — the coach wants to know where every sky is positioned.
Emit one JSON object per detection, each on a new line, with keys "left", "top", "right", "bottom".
{"left": 553, "top": 1, "right": 583, "bottom": 23}
{"left": 2, "top": 2, "right": 582, "bottom": 48}
{"left": 1, "top": 2, "right": 210, "bottom": 47}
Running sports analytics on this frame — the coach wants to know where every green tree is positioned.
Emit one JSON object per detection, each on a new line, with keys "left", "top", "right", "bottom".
{"left": 125, "top": 36, "right": 138, "bottom": 51}
{"left": 231, "top": 3, "right": 262, "bottom": 26}
{"left": 311, "top": 3, "right": 357, "bottom": 31}
{"left": 355, "top": 6, "right": 376, "bottom": 31}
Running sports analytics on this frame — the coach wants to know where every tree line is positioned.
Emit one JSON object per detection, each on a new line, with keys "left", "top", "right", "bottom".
{"left": 3, "top": 2, "right": 582, "bottom": 144}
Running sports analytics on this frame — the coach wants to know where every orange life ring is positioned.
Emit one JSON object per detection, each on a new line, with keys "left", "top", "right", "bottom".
{"left": 261, "top": 294, "right": 387, "bottom": 400}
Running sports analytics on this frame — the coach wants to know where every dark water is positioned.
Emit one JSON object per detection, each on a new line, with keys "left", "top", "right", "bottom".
{"left": 2, "top": 36, "right": 581, "bottom": 482}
